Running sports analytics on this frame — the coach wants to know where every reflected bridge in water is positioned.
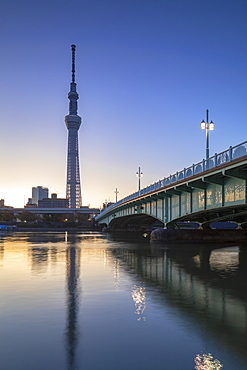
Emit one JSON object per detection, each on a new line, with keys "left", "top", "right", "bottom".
{"left": 110, "top": 240, "right": 247, "bottom": 362}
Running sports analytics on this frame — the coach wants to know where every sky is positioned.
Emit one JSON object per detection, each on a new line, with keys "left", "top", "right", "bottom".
{"left": 1, "top": 0, "right": 247, "bottom": 208}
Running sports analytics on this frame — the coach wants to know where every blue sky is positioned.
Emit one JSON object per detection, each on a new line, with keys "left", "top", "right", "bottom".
{"left": 1, "top": 0, "right": 247, "bottom": 208}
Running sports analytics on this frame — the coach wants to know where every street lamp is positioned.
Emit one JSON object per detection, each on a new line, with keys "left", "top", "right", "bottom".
{"left": 136, "top": 167, "right": 143, "bottom": 192}
{"left": 200, "top": 109, "right": 214, "bottom": 160}
{"left": 114, "top": 188, "right": 119, "bottom": 203}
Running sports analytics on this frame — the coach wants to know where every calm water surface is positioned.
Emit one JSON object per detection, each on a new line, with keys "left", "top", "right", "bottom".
{"left": 1, "top": 231, "right": 247, "bottom": 369}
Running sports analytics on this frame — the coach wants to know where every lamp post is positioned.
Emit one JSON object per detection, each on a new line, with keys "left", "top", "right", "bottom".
{"left": 114, "top": 188, "right": 119, "bottom": 203}
{"left": 200, "top": 109, "right": 214, "bottom": 160}
{"left": 136, "top": 167, "right": 143, "bottom": 192}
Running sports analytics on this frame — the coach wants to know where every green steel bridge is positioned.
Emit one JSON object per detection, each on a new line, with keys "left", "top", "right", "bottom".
{"left": 96, "top": 141, "right": 247, "bottom": 230}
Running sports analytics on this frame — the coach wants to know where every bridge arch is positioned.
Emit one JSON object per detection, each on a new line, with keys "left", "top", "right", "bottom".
{"left": 107, "top": 213, "right": 164, "bottom": 231}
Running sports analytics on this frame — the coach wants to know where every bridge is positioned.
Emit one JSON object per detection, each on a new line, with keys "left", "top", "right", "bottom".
{"left": 96, "top": 141, "right": 247, "bottom": 230}
{"left": 0, "top": 206, "right": 100, "bottom": 217}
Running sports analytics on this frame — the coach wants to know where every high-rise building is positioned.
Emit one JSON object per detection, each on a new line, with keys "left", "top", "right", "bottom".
{"left": 65, "top": 44, "right": 82, "bottom": 208}
{"left": 32, "top": 186, "right": 49, "bottom": 205}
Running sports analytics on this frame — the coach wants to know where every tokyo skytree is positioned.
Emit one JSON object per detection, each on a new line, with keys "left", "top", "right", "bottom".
{"left": 65, "top": 44, "right": 82, "bottom": 208}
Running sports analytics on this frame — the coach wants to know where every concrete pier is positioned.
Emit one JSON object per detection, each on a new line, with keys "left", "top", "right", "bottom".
{"left": 150, "top": 228, "right": 247, "bottom": 243}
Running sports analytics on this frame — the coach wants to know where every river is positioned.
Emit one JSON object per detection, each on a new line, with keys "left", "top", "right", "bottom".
{"left": 0, "top": 231, "right": 247, "bottom": 369}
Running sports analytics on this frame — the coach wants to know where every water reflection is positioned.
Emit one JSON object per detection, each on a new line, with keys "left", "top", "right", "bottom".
{"left": 3, "top": 231, "right": 84, "bottom": 369}
{"left": 26, "top": 231, "right": 67, "bottom": 244}
{"left": 50, "top": 246, "right": 58, "bottom": 264}
{"left": 131, "top": 284, "right": 146, "bottom": 321}
{"left": 0, "top": 245, "right": 4, "bottom": 262}
{"left": 1, "top": 231, "right": 247, "bottom": 369}
{"left": 194, "top": 353, "right": 223, "bottom": 369}
{"left": 113, "top": 259, "right": 120, "bottom": 290}
{"left": 30, "top": 247, "right": 49, "bottom": 273}
{"left": 65, "top": 235, "right": 81, "bottom": 370}
{"left": 111, "top": 241, "right": 247, "bottom": 363}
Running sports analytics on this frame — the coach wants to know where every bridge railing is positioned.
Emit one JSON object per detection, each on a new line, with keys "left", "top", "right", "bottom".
{"left": 99, "top": 141, "right": 247, "bottom": 216}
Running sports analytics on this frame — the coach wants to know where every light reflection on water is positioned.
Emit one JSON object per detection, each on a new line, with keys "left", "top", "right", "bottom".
{"left": 132, "top": 284, "right": 146, "bottom": 321}
{"left": 194, "top": 353, "right": 223, "bottom": 369}
{"left": 0, "top": 231, "right": 247, "bottom": 369}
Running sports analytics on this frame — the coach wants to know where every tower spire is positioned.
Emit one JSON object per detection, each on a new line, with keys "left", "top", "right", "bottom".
{"left": 68, "top": 44, "right": 79, "bottom": 115}
{"left": 71, "top": 44, "right": 76, "bottom": 83}
{"left": 65, "top": 44, "right": 82, "bottom": 208}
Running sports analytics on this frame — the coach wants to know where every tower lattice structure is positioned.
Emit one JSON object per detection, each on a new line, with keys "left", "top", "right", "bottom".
{"left": 65, "top": 44, "right": 82, "bottom": 208}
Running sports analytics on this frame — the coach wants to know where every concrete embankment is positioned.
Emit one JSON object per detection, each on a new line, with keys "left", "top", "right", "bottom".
{"left": 13, "top": 227, "right": 99, "bottom": 232}
{"left": 150, "top": 228, "right": 247, "bottom": 243}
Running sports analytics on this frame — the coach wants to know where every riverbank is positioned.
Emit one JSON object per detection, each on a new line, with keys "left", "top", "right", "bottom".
{"left": 1, "top": 227, "right": 100, "bottom": 232}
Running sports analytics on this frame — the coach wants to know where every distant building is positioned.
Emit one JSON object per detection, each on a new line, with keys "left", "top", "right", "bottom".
{"left": 32, "top": 186, "right": 49, "bottom": 205}
{"left": 0, "top": 199, "right": 13, "bottom": 209}
{"left": 24, "top": 198, "right": 37, "bottom": 208}
{"left": 38, "top": 193, "right": 69, "bottom": 208}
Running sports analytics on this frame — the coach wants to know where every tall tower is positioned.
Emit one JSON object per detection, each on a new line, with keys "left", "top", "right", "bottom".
{"left": 65, "top": 44, "right": 82, "bottom": 208}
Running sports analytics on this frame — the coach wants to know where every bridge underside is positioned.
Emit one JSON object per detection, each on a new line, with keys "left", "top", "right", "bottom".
{"left": 168, "top": 203, "right": 247, "bottom": 229}
{"left": 105, "top": 214, "right": 164, "bottom": 231}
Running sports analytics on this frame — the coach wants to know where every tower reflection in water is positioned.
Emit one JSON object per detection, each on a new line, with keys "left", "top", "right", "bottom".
{"left": 65, "top": 234, "right": 81, "bottom": 370}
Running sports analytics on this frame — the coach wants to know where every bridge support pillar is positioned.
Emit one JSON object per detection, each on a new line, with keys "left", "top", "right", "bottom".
{"left": 199, "top": 247, "right": 212, "bottom": 271}
{"left": 239, "top": 245, "right": 247, "bottom": 269}
{"left": 201, "top": 223, "right": 212, "bottom": 229}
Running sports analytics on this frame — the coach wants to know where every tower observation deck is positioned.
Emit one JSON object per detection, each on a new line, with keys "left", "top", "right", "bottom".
{"left": 65, "top": 44, "right": 82, "bottom": 208}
